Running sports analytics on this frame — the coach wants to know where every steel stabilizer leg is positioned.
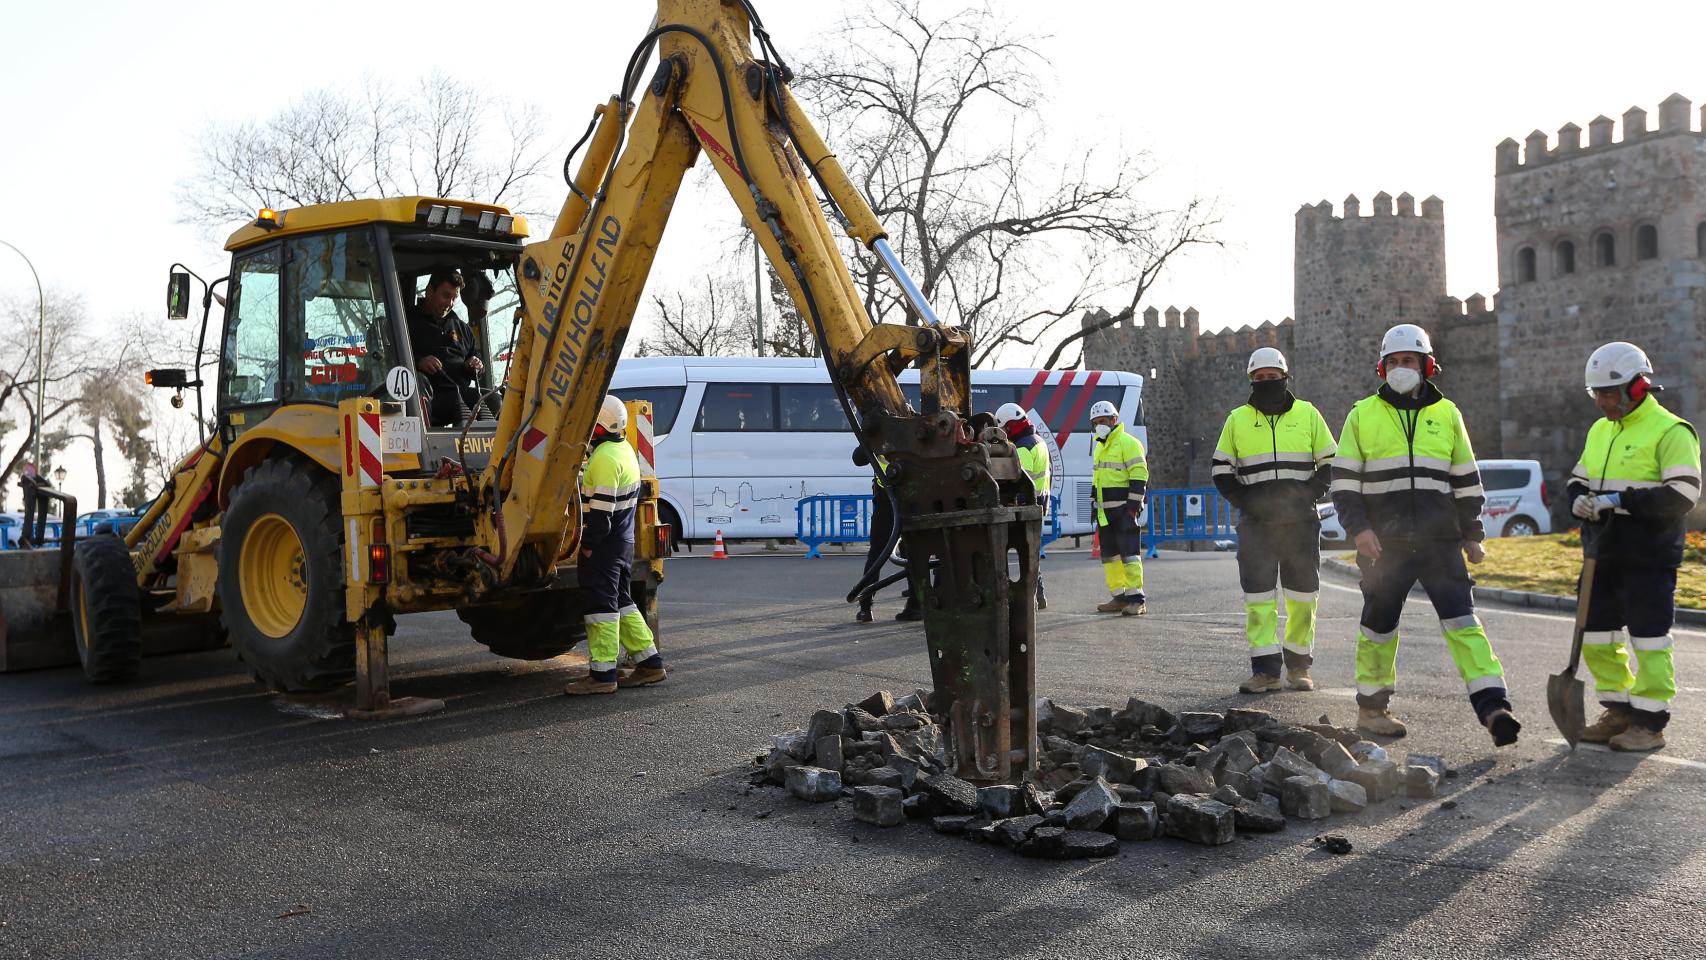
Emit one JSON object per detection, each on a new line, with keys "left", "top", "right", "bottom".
{"left": 347, "top": 618, "right": 444, "bottom": 720}
{"left": 908, "top": 507, "right": 1040, "bottom": 785}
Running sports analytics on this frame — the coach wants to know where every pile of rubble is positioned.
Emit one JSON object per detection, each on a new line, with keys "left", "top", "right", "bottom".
{"left": 754, "top": 690, "right": 1451, "bottom": 860}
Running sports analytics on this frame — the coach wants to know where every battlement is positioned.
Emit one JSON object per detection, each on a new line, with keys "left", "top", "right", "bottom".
{"left": 1296, "top": 192, "right": 1444, "bottom": 221}
{"left": 1497, "top": 93, "right": 1705, "bottom": 172}
{"left": 1084, "top": 306, "right": 1293, "bottom": 359}
{"left": 1437, "top": 293, "right": 1494, "bottom": 320}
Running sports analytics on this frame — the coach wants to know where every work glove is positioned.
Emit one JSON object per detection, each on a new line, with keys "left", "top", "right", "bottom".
{"left": 1571, "top": 493, "right": 1620, "bottom": 521}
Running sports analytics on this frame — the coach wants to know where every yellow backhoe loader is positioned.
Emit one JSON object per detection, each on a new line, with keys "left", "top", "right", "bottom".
{"left": 1, "top": 0, "right": 1043, "bottom": 782}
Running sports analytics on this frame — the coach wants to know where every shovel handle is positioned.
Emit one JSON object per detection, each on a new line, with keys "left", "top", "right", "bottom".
{"left": 1568, "top": 556, "right": 1596, "bottom": 673}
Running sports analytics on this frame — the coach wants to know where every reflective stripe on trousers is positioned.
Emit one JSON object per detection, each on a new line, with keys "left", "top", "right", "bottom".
{"left": 1352, "top": 542, "right": 1507, "bottom": 712}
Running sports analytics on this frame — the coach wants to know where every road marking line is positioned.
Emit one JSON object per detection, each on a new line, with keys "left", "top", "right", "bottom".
{"left": 1319, "top": 580, "right": 1706, "bottom": 638}
{"left": 1542, "top": 739, "right": 1706, "bottom": 771}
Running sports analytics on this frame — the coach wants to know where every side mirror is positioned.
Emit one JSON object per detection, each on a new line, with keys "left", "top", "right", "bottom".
{"left": 167, "top": 271, "right": 192, "bottom": 320}
{"left": 146, "top": 368, "right": 190, "bottom": 389}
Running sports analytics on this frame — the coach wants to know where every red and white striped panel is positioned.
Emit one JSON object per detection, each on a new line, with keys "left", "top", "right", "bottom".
{"left": 522, "top": 427, "right": 548, "bottom": 461}
{"left": 634, "top": 408, "right": 656, "bottom": 478}
{"left": 356, "top": 412, "right": 382, "bottom": 487}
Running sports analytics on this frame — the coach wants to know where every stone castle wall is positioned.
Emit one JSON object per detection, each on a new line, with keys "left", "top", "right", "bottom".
{"left": 1084, "top": 93, "right": 1706, "bottom": 525}
{"left": 1082, "top": 307, "right": 1293, "bottom": 488}
{"left": 1494, "top": 94, "right": 1706, "bottom": 493}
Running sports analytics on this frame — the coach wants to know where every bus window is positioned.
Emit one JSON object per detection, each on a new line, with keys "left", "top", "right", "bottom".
{"left": 696, "top": 383, "right": 776, "bottom": 431}
{"left": 611, "top": 385, "right": 686, "bottom": 434}
{"left": 779, "top": 384, "right": 849, "bottom": 431}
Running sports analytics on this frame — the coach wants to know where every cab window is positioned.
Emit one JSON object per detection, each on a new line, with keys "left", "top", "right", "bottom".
{"left": 284, "top": 230, "right": 393, "bottom": 403}
{"left": 218, "top": 246, "right": 283, "bottom": 407}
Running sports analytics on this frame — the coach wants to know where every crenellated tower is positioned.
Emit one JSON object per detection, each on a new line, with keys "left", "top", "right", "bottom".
{"left": 1494, "top": 93, "right": 1706, "bottom": 483}
{"left": 1292, "top": 192, "right": 1449, "bottom": 426}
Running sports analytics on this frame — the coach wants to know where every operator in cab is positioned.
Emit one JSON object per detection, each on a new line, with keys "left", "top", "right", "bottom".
{"left": 407, "top": 269, "right": 488, "bottom": 427}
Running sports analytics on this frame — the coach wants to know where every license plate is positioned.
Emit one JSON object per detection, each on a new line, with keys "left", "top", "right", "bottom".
{"left": 380, "top": 415, "right": 422, "bottom": 454}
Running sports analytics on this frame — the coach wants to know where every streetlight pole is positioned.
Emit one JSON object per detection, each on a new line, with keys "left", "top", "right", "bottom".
{"left": 753, "top": 230, "right": 764, "bottom": 358}
{"left": 0, "top": 239, "right": 45, "bottom": 477}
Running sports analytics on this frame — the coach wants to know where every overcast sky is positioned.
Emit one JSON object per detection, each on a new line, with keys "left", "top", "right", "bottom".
{"left": 3, "top": 0, "right": 1702, "bottom": 506}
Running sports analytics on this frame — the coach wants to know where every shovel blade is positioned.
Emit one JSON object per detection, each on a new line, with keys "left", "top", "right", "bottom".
{"left": 1547, "top": 672, "right": 1587, "bottom": 748}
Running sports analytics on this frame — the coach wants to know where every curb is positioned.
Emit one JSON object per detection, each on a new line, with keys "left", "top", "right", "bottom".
{"left": 1321, "top": 557, "right": 1706, "bottom": 626}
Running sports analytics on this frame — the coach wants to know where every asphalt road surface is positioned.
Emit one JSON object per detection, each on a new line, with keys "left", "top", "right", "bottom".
{"left": 4, "top": 544, "right": 1704, "bottom": 959}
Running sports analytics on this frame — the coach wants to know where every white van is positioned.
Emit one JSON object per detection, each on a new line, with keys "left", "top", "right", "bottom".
{"left": 608, "top": 356, "right": 1146, "bottom": 542}
{"left": 1318, "top": 457, "right": 1552, "bottom": 544}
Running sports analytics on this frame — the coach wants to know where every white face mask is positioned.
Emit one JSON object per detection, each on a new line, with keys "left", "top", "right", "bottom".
{"left": 1384, "top": 367, "right": 1422, "bottom": 395}
{"left": 1093, "top": 423, "right": 1113, "bottom": 440}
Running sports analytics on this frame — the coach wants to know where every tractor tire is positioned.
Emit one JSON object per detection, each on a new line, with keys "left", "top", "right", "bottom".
{"left": 458, "top": 589, "right": 583, "bottom": 660}
{"left": 70, "top": 534, "right": 142, "bottom": 683}
{"left": 217, "top": 458, "right": 355, "bottom": 692}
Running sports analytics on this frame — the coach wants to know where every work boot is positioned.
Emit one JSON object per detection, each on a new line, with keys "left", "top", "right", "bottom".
{"left": 894, "top": 602, "right": 923, "bottom": 622}
{"left": 1286, "top": 668, "right": 1316, "bottom": 692}
{"left": 1485, "top": 708, "right": 1521, "bottom": 747}
{"left": 1580, "top": 707, "right": 1632, "bottom": 743}
{"left": 1239, "top": 672, "right": 1282, "bottom": 694}
{"left": 1608, "top": 726, "right": 1666, "bottom": 752}
{"left": 855, "top": 598, "right": 873, "bottom": 623}
{"left": 618, "top": 665, "right": 667, "bottom": 688}
{"left": 1121, "top": 598, "right": 1147, "bottom": 616}
{"left": 1357, "top": 706, "right": 1407, "bottom": 738}
{"left": 1096, "top": 598, "right": 1127, "bottom": 614}
{"left": 564, "top": 674, "right": 618, "bottom": 696}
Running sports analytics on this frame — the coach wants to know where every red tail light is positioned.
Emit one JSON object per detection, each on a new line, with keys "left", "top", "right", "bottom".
{"left": 368, "top": 517, "right": 389, "bottom": 583}
{"left": 1540, "top": 480, "right": 1549, "bottom": 506}
{"left": 368, "top": 544, "right": 390, "bottom": 583}
{"left": 657, "top": 525, "right": 672, "bottom": 553}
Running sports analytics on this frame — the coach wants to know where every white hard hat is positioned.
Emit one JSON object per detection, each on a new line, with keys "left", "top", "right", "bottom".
{"left": 597, "top": 394, "right": 628, "bottom": 433}
{"left": 994, "top": 402, "right": 1028, "bottom": 426}
{"left": 1088, "top": 400, "right": 1119, "bottom": 421}
{"left": 1247, "top": 347, "right": 1288, "bottom": 376}
{"left": 1585, "top": 341, "right": 1653, "bottom": 390}
{"left": 1379, "top": 323, "right": 1433, "bottom": 359}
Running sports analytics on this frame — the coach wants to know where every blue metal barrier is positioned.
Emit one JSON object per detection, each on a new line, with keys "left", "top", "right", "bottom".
{"left": 795, "top": 493, "right": 1063, "bottom": 558}
{"left": 0, "top": 515, "right": 140, "bottom": 550}
{"left": 796, "top": 494, "right": 874, "bottom": 558}
{"left": 1144, "top": 487, "right": 1238, "bottom": 558}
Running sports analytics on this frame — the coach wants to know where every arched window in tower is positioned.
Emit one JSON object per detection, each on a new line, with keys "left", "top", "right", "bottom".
{"left": 1593, "top": 230, "right": 1617, "bottom": 267}
{"left": 1555, "top": 239, "right": 1576, "bottom": 275}
{"left": 1516, "top": 246, "right": 1537, "bottom": 283}
{"left": 1636, "top": 224, "right": 1659, "bottom": 261}
{"left": 1698, "top": 221, "right": 1706, "bottom": 258}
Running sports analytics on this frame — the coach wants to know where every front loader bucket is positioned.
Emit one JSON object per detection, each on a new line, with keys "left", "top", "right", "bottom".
{"left": 1, "top": 547, "right": 228, "bottom": 675}
{"left": 0, "top": 548, "right": 73, "bottom": 671}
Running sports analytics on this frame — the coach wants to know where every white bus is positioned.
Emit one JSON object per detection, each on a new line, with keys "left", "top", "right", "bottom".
{"left": 608, "top": 357, "right": 1146, "bottom": 542}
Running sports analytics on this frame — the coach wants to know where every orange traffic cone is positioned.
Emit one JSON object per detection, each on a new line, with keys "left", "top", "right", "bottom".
{"left": 712, "top": 529, "right": 728, "bottom": 559}
{"left": 1091, "top": 527, "right": 1101, "bottom": 559}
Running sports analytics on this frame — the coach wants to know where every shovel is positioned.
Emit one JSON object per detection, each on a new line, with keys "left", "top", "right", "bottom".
{"left": 1547, "top": 524, "right": 1602, "bottom": 748}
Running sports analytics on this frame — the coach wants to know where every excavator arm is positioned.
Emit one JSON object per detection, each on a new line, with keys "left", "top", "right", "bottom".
{"left": 478, "top": 0, "right": 1041, "bottom": 783}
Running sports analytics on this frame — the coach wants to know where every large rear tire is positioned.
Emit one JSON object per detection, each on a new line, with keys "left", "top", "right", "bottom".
{"left": 70, "top": 534, "right": 142, "bottom": 683}
{"left": 458, "top": 589, "right": 583, "bottom": 660}
{"left": 217, "top": 458, "right": 354, "bottom": 692}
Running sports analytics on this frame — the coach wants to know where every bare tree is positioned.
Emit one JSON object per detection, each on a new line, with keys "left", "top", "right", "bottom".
{"left": 635, "top": 272, "right": 756, "bottom": 357}
{"left": 0, "top": 292, "right": 100, "bottom": 492}
{"left": 179, "top": 72, "right": 554, "bottom": 229}
{"left": 794, "top": 0, "right": 1218, "bottom": 367}
{"left": 73, "top": 353, "right": 154, "bottom": 509}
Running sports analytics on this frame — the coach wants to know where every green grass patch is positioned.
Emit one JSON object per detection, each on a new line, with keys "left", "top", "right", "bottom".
{"left": 1339, "top": 533, "right": 1706, "bottom": 610}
